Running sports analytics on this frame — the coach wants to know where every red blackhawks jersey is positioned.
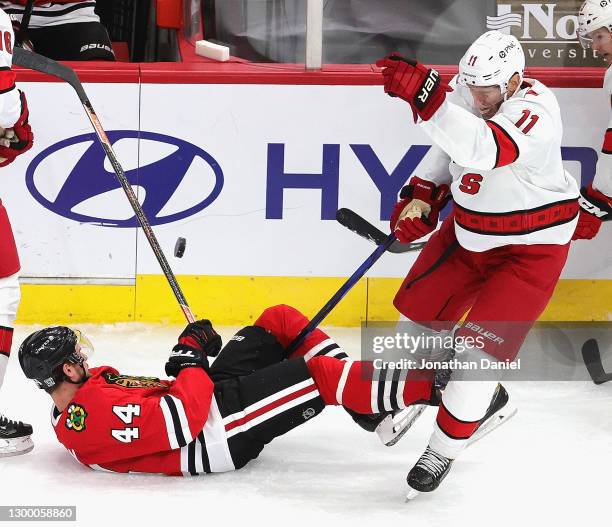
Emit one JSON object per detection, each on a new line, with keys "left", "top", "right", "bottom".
{"left": 51, "top": 366, "right": 235, "bottom": 476}
{"left": 419, "top": 76, "right": 579, "bottom": 252}
{"left": 0, "top": 1, "right": 99, "bottom": 28}
{"left": 0, "top": 9, "right": 21, "bottom": 128}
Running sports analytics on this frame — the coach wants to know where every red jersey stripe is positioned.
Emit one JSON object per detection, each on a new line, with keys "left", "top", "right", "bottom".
{"left": 486, "top": 120, "right": 519, "bottom": 168}
{"left": 224, "top": 383, "right": 318, "bottom": 432}
{"left": 602, "top": 128, "right": 612, "bottom": 155}
{"left": 0, "top": 325, "right": 13, "bottom": 356}
{"left": 0, "top": 68, "right": 16, "bottom": 93}
{"left": 436, "top": 403, "right": 480, "bottom": 440}
{"left": 454, "top": 198, "right": 579, "bottom": 236}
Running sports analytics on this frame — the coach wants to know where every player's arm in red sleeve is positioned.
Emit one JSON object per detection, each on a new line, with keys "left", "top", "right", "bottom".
{"left": 58, "top": 318, "right": 222, "bottom": 467}
{"left": 57, "top": 367, "right": 215, "bottom": 467}
{"left": 157, "top": 367, "right": 214, "bottom": 449}
{"left": 154, "top": 318, "right": 221, "bottom": 449}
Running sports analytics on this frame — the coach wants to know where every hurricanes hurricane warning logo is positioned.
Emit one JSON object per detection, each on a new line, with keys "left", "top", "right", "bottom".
{"left": 65, "top": 404, "right": 88, "bottom": 432}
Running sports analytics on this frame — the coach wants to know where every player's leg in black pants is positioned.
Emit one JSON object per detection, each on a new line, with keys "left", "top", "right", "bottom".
{"left": 213, "top": 357, "right": 325, "bottom": 469}
{"left": 209, "top": 324, "right": 323, "bottom": 468}
{"left": 208, "top": 325, "right": 287, "bottom": 383}
{"left": 28, "top": 22, "right": 116, "bottom": 61}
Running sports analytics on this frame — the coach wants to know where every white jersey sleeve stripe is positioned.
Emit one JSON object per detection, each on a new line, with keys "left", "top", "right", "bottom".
{"left": 335, "top": 359, "right": 353, "bottom": 405}
{"left": 159, "top": 394, "right": 193, "bottom": 449}
{"left": 302, "top": 338, "right": 337, "bottom": 361}
{"left": 202, "top": 398, "right": 234, "bottom": 472}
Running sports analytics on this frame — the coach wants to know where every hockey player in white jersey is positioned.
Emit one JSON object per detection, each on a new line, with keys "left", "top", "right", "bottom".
{"left": 576, "top": 0, "right": 612, "bottom": 236}
{"left": 376, "top": 31, "right": 579, "bottom": 497}
{"left": 0, "top": 7, "right": 34, "bottom": 457}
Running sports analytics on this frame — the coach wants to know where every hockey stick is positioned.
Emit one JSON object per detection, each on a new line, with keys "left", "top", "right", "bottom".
{"left": 286, "top": 232, "right": 396, "bottom": 354}
{"left": 15, "top": 0, "right": 34, "bottom": 47}
{"left": 285, "top": 209, "right": 424, "bottom": 354}
{"left": 13, "top": 48, "right": 196, "bottom": 323}
{"left": 582, "top": 339, "right": 612, "bottom": 385}
{"left": 336, "top": 208, "right": 426, "bottom": 253}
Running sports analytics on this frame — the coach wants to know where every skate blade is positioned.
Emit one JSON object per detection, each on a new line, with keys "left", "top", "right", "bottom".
{"left": 0, "top": 436, "right": 35, "bottom": 458}
{"left": 405, "top": 486, "right": 420, "bottom": 502}
{"left": 467, "top": 402, "right": 518, "bottom": 448}
{"left": 376, "top": 404, "right": 428, "bottom": 447}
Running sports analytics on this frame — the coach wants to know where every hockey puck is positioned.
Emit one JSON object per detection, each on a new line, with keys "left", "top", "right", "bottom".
{"left": 174, "top": 237, "right": 186, "bottom": 258}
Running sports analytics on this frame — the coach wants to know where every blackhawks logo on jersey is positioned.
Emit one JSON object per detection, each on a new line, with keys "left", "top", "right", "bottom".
{"left": 65, "top": 404, "right": 88, "bottom": 432}
{"left": 102, "top": 372, "right": 166, "bottom": 389}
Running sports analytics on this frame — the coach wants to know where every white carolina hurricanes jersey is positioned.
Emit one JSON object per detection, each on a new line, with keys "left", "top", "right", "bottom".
{"left": 418, "top": 76, "right": 579, "bottom": 252}
{"left": 0, "top": 8, "right": 21, "bottom": 128}
{"left": 592, "top": 66, "right": 612, "bottom": 197}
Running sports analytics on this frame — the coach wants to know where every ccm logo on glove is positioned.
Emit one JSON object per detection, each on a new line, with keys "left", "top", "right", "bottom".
{"left": 169, "top": 348, "right": 196, "bottom": 359}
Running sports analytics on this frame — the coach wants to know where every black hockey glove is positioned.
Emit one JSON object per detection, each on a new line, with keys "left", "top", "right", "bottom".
{"left": 164, "top": 320, "right": 222, "bottom": 378}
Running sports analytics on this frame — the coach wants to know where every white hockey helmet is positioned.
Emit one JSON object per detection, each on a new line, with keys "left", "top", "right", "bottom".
{"left": 458, "top": 31, "right": 525, "bottom": 97}
{"left": 577, "top": 0, "right": 612, "bottom": 48}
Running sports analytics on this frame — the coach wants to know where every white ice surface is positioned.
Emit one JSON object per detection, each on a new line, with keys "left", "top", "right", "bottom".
{"left": 1, "top": 324, "right": 611, "bottom": 527}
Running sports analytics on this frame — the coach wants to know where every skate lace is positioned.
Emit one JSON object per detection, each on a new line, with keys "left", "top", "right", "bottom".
{"left": 416, "top": 447, "right": 450, "bottom": 477}
{"left": 0, "top": 415, "right": 22, "bottom": 427}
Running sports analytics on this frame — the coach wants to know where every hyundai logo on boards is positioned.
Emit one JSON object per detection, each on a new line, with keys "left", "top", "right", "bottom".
{"left": 25, "top": 131, "right": 224, "bottom": 227}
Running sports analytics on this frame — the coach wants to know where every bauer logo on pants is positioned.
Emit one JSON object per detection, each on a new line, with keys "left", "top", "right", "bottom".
{"left": 25, "top": 131, "right": 224, "bottom": 227}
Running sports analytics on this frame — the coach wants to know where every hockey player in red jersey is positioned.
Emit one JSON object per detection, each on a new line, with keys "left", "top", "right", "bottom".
{"left": 576, "top": 0, "right": 612, "bottom": 236}
{"left": 0, "top": 6, "right": 34, "bottom": 457}
{"left": 376, "top": 30, "right": 580, "bottom": 498}
{"left": 18, "top": 305, "right": 444, "bottom": 476}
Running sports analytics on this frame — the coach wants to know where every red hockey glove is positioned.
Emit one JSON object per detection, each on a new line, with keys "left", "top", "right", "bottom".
{"left": 390, "top": 176, "right": 450, "bottom": 243}
{"left": 572, "top": 184, "right": 612, "bottom": 240}
{"left": 165, "top": 320, "right": 222, "bottom": 378}
{"left": 0, "top": 90, "right": 34, "bottom": 168}
{"left": 376, "top": 54, "right": 451, "bottom": 122}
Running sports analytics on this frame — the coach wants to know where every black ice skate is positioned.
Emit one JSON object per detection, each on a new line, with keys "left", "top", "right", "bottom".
{"left": 377, "top": 355, "right": 454, "bottom": 447}
{"left": 375, "top": 385, "right": 442, "bottom": 447}
{"left": 345, "top": 407, "right": 390, "bottom": 432}
{"left": 405, "top": 384, "right": 515, "bottom": 500}
{"left": 466, "top": 383, "right": 516, "bottom": 447}
{"left": 0, "top": 414, "right": 34, "bottom": 457}
{"left": 406, "top": 446, "right": 453, "bottom": 499}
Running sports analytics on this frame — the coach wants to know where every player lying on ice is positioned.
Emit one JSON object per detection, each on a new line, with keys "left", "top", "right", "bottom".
{"left": 376, "top": 29, "right": 582, "bottom": 499}
{"left": 18, "top": 304, "right": 508, "bottom": 479}
{"left": 17, "top": 305, "right": 440, "bottom": 476}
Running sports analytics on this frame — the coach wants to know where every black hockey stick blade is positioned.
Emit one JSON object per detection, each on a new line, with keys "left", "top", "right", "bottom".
{"left": 336, "top": 208, "right": 425, "bottom": 253}
{"left": 582, "top": 339, "right": 612, "bottom": 385}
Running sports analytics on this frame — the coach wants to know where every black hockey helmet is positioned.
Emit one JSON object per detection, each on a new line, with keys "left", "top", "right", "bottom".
{"left": 18, "top": 327, "right": 90, "bottom": 393}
